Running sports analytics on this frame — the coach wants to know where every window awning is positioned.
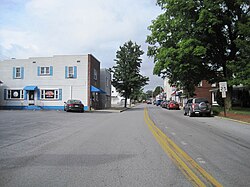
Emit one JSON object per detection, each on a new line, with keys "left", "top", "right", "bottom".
{"left": 90, "top": 86, "right": 106, "bottom": 94}
{"left": 23, "top": 86, "right": 38, "bottom": 90}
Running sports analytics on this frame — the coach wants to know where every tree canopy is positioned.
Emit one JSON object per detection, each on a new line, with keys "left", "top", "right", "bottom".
{"left": 153, "top": 86, "right": 164, "bottom": 97}
{"left": 147, "top": 0, "right": 250, "bottom": 109}
{"left": 111, "top": 40, "right": 149, "bottom": 107}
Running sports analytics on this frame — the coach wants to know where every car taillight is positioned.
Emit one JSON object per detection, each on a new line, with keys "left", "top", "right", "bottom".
{"left": 192, "top": 103, "right": 197, "bottom": 109}
{"left": 68, "top": 104, "right": 74, "bottom": 107}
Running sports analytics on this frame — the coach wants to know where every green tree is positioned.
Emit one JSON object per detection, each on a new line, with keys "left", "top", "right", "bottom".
{"left": 147, "top": 0, "right": 249, "bottom": 110}
{"left": 153, "top": 86, "right": 164, "bottom": 97}
{"left": 146, "top": 90, "right": 153, "bottom": 99}
{"left": 111, "top": 40, "right": 149, "bottom": 108}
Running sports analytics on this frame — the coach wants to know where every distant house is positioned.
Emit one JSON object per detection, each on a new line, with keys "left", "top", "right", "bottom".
{"left": 164, "top": 78, "right": 216, "bottom": 106}
{"left": 111, "top": 85, "right": 130, "bottom": 107}
{"left": 194, "top": 80, "right": 216, "bottom": 104}
{"left": 163, "top": 77, "right": 174, "bottom": 100}
{"left": 0, "top": 54, "right": 108, "bottom": 110}
{"left": 163, "top": 77, "right": 250, "bottom": 107}
{"left": 163, "top": 77, "right": 182, "bottom": 103}
{"left": 210, "top": 84, "right": 250, "bottom": 107}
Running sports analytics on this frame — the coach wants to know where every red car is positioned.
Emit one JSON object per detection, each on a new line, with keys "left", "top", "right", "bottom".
{"left": 167, "top": 101, "right": 180, "bottom": 110}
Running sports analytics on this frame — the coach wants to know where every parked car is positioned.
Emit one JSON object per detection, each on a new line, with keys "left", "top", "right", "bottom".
{"left": 167, "top": 101, "right": 180, "bottom": 110}
{"left": 184, "top": 98, "right": 211, "bottom": 117}
{"left": 147, "top": 100, "right": 152, "bottom": 104}
{"left": 64, "top": 99, "right": 84, "bottom": 112}
{"left": 156, "top": 99, "right": 163, "bottom": 106}
{"left": 161, "top": 100, "right": 170, "bottom": 108}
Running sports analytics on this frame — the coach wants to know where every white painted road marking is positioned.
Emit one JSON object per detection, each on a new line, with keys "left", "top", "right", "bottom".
{"left": 181, "top": 141, "right": 187, "bottom": 146}
{"left": 196, "top": 158, "right": 206, "bottom": 164}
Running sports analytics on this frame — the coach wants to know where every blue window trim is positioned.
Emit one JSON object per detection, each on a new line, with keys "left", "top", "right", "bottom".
{"left": 65, "top": 66, "right": 68, "bottom": 78}
{"left": 73, "top": 66, "right": 77, "bottom": 78}
{"left": 21, "top": 67, "right": 24, "bottom": 79}
{"left": 65, "top": 66, "right": 77, "bottom": 79}
{"left": 50, "top": 66, "right": 53, "bottom": 76}
{"left": 37, "top": 66, "right": 41, "bottom": 76}
{"left": 13, "top": 67, "right": 24, "bottom": 79}
{"left": 13, "top": 67, "right": 15, "bottom": 79}
{"left": 59, "top": 89, "right": 62, "bottom": 100}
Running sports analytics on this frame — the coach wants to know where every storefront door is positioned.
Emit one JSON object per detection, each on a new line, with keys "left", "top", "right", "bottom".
{"left": 28, "top": 91, "right": 35, "bottom": 105}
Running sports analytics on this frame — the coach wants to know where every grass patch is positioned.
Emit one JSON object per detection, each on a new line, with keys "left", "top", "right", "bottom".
{"left": 212, "top": 106, "right": 250, "bottom": 116}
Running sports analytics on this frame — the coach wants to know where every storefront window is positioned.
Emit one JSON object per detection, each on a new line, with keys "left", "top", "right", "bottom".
{"left": 6, "top": 89, "right": 24, "bottom": 99}
{"left": 40, "top": 89, "right": 60, "bottom": 100}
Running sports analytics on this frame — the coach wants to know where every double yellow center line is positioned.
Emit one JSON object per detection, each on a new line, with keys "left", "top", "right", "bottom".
{"left": 144, "top": 107, "right": 223, "bottom": 187}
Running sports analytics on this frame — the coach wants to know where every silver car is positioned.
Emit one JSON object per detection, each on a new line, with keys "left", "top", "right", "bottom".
{"left": 184, "top": 98, "right": 211, "bottom": 117}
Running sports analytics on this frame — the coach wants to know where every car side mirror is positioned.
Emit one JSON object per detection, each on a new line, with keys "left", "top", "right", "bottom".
{"left": 64, "top": 102, "right": 66, "bottom": 104}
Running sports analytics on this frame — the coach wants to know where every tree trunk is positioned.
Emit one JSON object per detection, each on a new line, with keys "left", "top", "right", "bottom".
{"left": 124, "top": 96, "right": 127, "bottom": 108}
{"left": 224, "top": 86, "right": 232, "bottom": 111}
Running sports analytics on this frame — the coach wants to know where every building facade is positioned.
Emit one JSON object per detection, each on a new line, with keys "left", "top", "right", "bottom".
{"left": 99, "top": 69, "right": 111, "bottom": 109}
{"left": 0, "top": 54, "right": 107, "bottom": 110}
{"left": 163, "top": 77, "right": 174, "bottom": 100}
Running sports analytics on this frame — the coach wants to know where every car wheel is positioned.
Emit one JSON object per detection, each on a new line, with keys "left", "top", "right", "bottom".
{"left": 188, "top": 109, "right": 194, "bottom": 117}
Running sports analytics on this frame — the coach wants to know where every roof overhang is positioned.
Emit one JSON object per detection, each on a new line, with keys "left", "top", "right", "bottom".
{"left": 90, "top": 85, "right": 106, "bottom": 94}
{"left": 23, "top": 86, "right": 38, "bottom": 91}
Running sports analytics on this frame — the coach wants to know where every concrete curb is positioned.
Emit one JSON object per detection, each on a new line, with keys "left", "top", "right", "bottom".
{"left": 215, "top": 116, "right": 250, "bottom": 125}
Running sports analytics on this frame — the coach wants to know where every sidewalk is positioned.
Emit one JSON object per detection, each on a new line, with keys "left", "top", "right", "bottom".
{"left": 88, "top": 107, "right": 129, "bottom": 113}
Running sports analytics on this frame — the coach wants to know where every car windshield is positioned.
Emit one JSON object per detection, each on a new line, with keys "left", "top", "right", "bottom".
{"left": 195, "top": 98, "right": 209, "bottom": 103}
{"left": 68, "top": 100, "right": 81, "bottom": 104}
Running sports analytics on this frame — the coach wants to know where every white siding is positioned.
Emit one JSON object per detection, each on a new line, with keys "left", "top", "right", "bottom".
{"left": 0, "top": 55, "right": 90, "bottom": 109}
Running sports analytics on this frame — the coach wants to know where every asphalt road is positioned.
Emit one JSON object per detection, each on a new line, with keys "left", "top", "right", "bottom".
{"left": 147, "top": 104, "right": 250, "bottom": 187}
{"left": 0, "top": 104, "right": 249, "bottom": 187}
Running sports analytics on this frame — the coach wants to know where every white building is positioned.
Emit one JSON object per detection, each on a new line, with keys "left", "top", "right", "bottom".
{"left": 163, "top": 77, "right": 175, "bottom": 100}
{"left": 111, "top": 85, "right": 130, "bottom": 107}
{"left": 0, "top": 54, "right": 108, "bottom": 110}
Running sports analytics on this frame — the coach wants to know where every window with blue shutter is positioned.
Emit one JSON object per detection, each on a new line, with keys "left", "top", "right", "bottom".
{"left": 37, "top": 66, "right": 41, "bottom": 76}
{"left": 59, "top": 89, "right": 62, "bottom": 100}
{"left": 50, "top": 66, "right": 53, "bottom": 76}
{"left": 13, "top": 67, "right": 15, "bottom": 79}
{"left": 65, "top": 66, "right": 77, "bottom": 78}
{"left": 73, "top": 66, "right": 77, "bottom": 78}
{"left": 21, "top": 67, "right": 24, "bottom": 79}
{"left": 65, "top": 66, "right": 68, "bottom": 78}
{"left": 13, "top": 67, "right": 23, "bottom": 79}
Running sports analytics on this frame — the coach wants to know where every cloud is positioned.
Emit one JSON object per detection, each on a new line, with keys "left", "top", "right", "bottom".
{"left": 0, "top": 0, "right": 163, "bottom": 90}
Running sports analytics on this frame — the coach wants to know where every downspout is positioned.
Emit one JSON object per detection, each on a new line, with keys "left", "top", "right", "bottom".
{"left": 70, "top": 85, "right": 72, "bottom": 99}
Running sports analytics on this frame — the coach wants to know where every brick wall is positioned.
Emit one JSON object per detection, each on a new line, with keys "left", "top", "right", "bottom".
{"left": 194, "top": 80, "right": 212, "bottom": 104}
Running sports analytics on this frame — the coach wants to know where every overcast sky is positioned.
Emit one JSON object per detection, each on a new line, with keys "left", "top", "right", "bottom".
{"left": 0, "top": 0, "right": 164, "bottom": 90}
